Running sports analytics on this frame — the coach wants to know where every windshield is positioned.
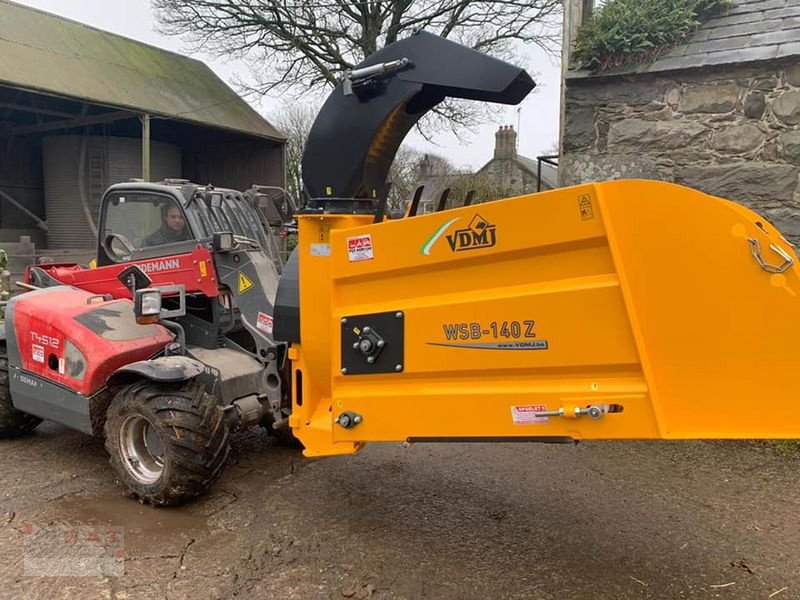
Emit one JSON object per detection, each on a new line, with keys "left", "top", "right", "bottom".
{"left": 103, "top": 193, "right": 192, "bottom": 258}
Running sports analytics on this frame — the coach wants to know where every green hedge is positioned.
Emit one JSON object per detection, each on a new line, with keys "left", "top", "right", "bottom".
{"left": 573, "top": 0, "right": 731, "bottom": 72}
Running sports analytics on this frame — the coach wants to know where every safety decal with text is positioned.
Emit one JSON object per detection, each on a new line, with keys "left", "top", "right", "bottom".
{"left": 256, "top": 312, "right": 274, "bottom": 335}
{"left": 310, "top": 243, "right": 331, "bottom": 257}
{"left": 238, "top": 272, "right": 254, "bottom": 294}
{"left": 347, "top": 234, "right": 374, "bottom": 262}
{"left": 32, "top": 344, "right": 44, "bottom": 363}
{"left": 511, "top": 405, "right": 549, "bottom": 425}
{"left": 427, "top": 319, "right": 549, "bottom": 351}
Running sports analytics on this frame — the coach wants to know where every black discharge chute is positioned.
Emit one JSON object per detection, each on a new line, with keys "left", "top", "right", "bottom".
{"left": 300, "top": 31, "right": 536, "bottom": 202}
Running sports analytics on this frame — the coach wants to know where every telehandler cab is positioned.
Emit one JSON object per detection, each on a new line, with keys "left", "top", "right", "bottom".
{"left": 1, "top": 31, "right": 798, "bottom": 505}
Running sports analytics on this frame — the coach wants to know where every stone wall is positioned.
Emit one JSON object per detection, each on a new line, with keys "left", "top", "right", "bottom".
{"left": 479, "top": 159, "right": 540, "bottom": 197}
{"left": 561, "top": 59, "right": 800, "bottom": 242}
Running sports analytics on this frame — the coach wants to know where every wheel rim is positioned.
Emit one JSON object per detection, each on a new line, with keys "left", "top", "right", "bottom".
{"left": 118, "top": 414, "right": 165, "bottom": 484}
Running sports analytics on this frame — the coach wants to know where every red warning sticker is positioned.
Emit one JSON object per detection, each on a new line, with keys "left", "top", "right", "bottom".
{"left": 511, "top": 405, "right": 548, "bottom": 425}
{"left": 32, "top": 344, "right": 44, "bottom": 364}
{"left": 256, "top": 312, "right": 274, "bottom": 335}
{"left": 347, "top": 234, "right": 374, "bottom": 262}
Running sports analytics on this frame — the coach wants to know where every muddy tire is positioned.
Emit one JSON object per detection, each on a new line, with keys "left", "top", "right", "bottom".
{"left": 104, "top": 380, "right": 230, "bottom": 506}
{"left": 0, "top": 355, "right": 41, "bottom": 438}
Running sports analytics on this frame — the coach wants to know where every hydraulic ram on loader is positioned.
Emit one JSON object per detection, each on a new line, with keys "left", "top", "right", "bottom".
{"left": 274, "top": 32, "right": 800, "bottom": 457}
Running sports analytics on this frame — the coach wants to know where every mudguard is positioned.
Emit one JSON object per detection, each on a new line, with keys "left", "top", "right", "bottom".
{"left": 107, "top": 356, "right": 207, "bottom": 387}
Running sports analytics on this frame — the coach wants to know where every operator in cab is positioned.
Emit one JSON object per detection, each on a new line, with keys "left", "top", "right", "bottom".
{"left": 144, "top": 202, "right": 190, "bottom": 246}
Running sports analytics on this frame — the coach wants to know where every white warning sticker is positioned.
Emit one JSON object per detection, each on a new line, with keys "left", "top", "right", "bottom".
{"left": 347, "top": 234, "right": 374, "bottom": 262}
{"left": 310, "top": 243, "right": 331, "bottom": 257}
{"left": 256, "top": 312, "right": 274, "bottom": 335}
{"left": 32, "top": 344, "right": 44, "bottom": 364}
{"left": 511, "top": 405, "right": 549, "bottom": 425}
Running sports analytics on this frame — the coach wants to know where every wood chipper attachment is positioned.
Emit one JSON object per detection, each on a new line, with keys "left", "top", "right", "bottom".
{"left": 274, "top": 32, "right": 800, "bottom": 457}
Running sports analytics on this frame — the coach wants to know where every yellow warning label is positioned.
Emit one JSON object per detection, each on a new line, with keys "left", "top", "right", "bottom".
{"left": 578, "top": 195, "right": 594, "bottom": 220}
{"left": 238, "top": 272, "right": 254, "bottom": 294}
{"left": 319, "top": 223, "right": 331, "bottom": 243}
{"left": 199, "top": 261, "right": 208, "bottom": 278}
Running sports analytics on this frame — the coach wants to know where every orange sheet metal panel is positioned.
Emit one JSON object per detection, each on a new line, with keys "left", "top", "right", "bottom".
{"left": 292, "top": 180, "right": 800, "bottom": 456}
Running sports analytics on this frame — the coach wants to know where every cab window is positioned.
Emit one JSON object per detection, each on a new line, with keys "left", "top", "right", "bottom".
{"left": 102, "top": 193, "right": 191, "bottom": 261}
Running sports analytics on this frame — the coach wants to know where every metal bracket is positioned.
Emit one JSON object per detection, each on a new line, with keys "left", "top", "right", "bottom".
{"left": 341, "top": 311, "right": 405, "bottom": 375}
{"left": 335, "top": 411, "right": 363, "bottom": 429}
{"left": 748, "top": 238, "right": 794, "bottom": 274}
{"left": 534, "top": 405, "right": 606, "bottom": 420}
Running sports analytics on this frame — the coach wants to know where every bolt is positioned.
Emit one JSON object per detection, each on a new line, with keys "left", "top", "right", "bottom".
{"left": 341, "top": 318, "right": 348, "bottom": 325}
{"left": 366, "top": 356, "right": 375, "bottom": 363}
{"left": 376, "top": 340, "right": 385, "bottom": 348}
{"left": 359, "top": 338, "right": 374, "bottom": 353}
{"left": 341, "top": 367, "right": 348, "bottom": 374}
{"left": 353, "top": 342, "right": 359, "bottom": 350}
{"left": 363, "top": 326, "right": 371, "bottom": 333}
{"left": 353, "top": 415, "right": 362, "bottom": 424}
{"left": 401, "top": 441, "right": 410, "bottom": 449}
{"left": 395, "top": 364, "right": 403, "bottom": 372}
{"left": 395, "top": 311, "right": 403, "bottom": 319}
{"left": 337, "top": 413, "right": 351, "bottom": 428}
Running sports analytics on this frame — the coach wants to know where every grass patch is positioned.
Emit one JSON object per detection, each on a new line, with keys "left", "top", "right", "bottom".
{"left": 771, "top": 440, "right": 800, "bottom": 452}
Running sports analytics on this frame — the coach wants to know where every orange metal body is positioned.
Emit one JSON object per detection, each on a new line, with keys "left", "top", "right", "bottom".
{"left": 289, "top": 180, "right": 800, "bottom": 456}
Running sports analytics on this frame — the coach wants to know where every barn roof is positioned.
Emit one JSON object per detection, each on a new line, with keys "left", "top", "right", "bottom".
{"left": 0, "top": 0, "right": 284, "bottom": 140}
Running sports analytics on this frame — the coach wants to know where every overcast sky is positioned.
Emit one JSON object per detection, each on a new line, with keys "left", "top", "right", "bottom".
{"left": 15, "top": 0, "right": 561, "bottom": 170}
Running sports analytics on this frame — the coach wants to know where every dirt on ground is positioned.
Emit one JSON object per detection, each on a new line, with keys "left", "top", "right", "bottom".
{"left": 0, "top": 423, "right": 799, "bottom": 599}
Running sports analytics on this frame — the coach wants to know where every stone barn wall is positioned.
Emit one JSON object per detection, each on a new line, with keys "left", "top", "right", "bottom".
{"left": 561, "top": 59, "right": 800, "bottom": 242}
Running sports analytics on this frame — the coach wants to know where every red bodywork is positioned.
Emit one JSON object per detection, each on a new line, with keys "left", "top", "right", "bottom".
{"left": 27, "top": 246, "right": 219, "bottom": 299}
{"left": 12, "top": 287, "right": 173, "bottom": 396}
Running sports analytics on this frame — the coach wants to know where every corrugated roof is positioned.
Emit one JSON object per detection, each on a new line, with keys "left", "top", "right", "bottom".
{"left": 568, "top": 0, "right": 800, "bottom": 78}
{"left": 0, "top": 0, "right": 284, "bottom": 140}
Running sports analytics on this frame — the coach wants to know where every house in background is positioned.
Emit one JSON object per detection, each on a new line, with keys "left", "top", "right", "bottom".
{"left": 477, "top": 125, "right": 558, "bottom": 195}
{"left": 559, "top": 0, "right": 800, "bottom": 242}
{"left": 0, "top": 0, "right": 285, "bottom": 274}
{"left": 416, "top": 125, "right": 558, "bottom": 214}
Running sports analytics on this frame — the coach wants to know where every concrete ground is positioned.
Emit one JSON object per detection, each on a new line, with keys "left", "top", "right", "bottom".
{"left": 0, "top": 423, "right": 799, "bottom": 599}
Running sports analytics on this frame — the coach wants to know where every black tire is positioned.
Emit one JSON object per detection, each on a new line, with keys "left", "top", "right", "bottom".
{"left": 271, "top": 425, "right": 304, "bottom": 449}
{"left": 104, "top": 380, "right": 230, "bottom": 506}
{"left": 0, "top": 355, "right": 42, "bottom": 438}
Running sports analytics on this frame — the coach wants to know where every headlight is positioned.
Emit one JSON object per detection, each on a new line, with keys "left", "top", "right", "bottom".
{"left": 65, "top": 340, "right": 86, "bottom": 381}
{"left": 212, "top": 231, "right": 235, "bottom": 252}
{"left": 134, "top": 288, "right": 162, "bottom": 323}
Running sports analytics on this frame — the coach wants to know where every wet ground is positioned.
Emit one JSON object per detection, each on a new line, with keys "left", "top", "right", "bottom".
{"left": 1, "top": 423, "right": 799, "bottom": 599}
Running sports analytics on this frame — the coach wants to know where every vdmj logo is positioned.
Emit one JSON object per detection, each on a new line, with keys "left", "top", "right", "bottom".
{"left": 446, "top": 214, "right": 497, "bottom": 252}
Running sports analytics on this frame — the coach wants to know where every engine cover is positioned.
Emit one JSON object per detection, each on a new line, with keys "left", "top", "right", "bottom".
{"left": 6, "top": 286, "right": 172, "bottom": 397}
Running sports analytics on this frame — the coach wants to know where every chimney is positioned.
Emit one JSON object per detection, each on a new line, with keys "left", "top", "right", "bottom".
{"left": 419, "top": 154, "right": 432, "bottom": 177}
{"left": 494, "top": 125, "right": 517, "bottom": 160}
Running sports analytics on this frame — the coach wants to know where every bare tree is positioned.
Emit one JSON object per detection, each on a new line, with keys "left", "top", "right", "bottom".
{"left": 269, "top": 103, "right": 427, "bottom": 209}
{"left": 268, "top": 103, "right": 318, "bottom": 203}
{"left": 153, "top": 0, "right": 562, "bottom": 134}
{"left": 386, "top": 146, "right": 426, "bottom": 214}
